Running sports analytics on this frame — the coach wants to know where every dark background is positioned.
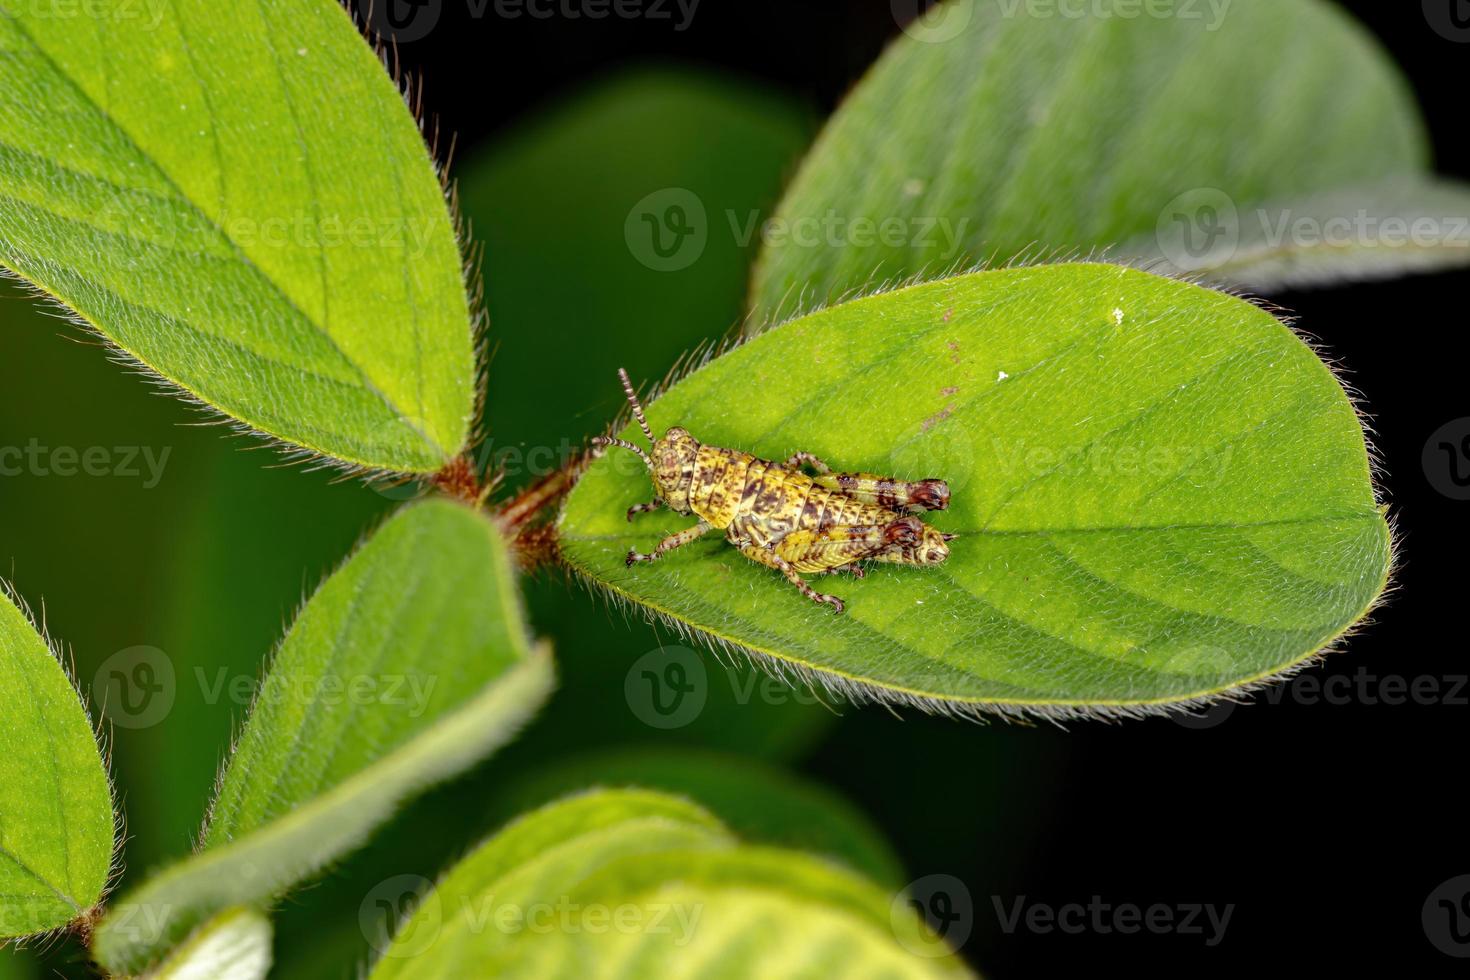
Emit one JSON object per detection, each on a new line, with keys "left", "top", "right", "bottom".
{"left": 1, "top": 1, "right": 1465, "bottom": 977}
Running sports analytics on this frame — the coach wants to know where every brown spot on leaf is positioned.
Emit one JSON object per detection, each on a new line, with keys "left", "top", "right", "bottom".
{"left": 921, "top": 403, "right": 955, "bottom": 433}
{"left": 940, "top": 386, "right": 959, "bottom": 397}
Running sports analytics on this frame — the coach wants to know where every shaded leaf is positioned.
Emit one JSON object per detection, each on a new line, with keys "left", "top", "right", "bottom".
{"left": 144, "top": 907, "right": 271, "bottom": 980}
{"left": 0, "top": 0, "right": 474, "bottom": 472}
{"left": 750, "top": 0, "right": 1462, "bottom": 322}
{"left": 489, "top": 746, "right": 906, "bottom": 886}
{"left": 369, "top": 789, "right": 732, "bottom": 977}
{"left": 92, "top": 500, "right": 552, "bottom": 974}
{"left": 561, "top": 263, "right": 1389, "bottom": 718}
{"left": 369, "top": 789, "right": 969, "bottom": 978}
{"left": 1124, "top": 176, "right": 1470, "bottom": 290}
{"left": 0, "top": 586, "right": 112, "bottom": 939}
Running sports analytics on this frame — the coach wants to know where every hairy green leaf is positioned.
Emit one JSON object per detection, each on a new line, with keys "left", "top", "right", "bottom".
{"left": 1125, "top": 175, "right": 1470, "bottom": 290}
{"left": 370, "top": 789, "right": 733, "bottom": 977}
{"left": 0, "top": 587, "right": 113, "bottom": 939}
{"left": 490, "top": 747, "right": 905, "bottom": 886}
{"left": 0, "top": 0, "right": 474, "bottom": 473}
{"left": 92, "top": 500, "right": 553, "bottom": 974}
{"left": 145, "top": 907, "right": 271, "bottom": 980}
{"left": 369, "top": 789, "right": 968, "bottom": 978}
{"left": 750, "top": 0, "right": 1463, "bottom": 323}
{"left": 561, "top": 263, "right": 1389, "bottom": 718}
{"left": 546, "top": 846, "right": 972, "bottom": 977}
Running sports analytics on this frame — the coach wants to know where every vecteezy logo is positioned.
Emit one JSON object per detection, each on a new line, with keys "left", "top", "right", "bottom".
{"left": 92, "top": 645, "right": 176, "bottom": 729}
{"left": 1162, "top": 645, "right": 1239, "bottom": 729}
{"left": 893, "top": 0, "right": 975, "bottom": 44}
{"left": 892, "top": 874, "right": 974, "bottom": 958}
{"left": 361, "top": 874, "right": 441, "bottom": 958}
{"left": 352, "top": 0, "right": 442, "bottom": 43}
{"left": 1423, "top": 418, "right": 1470, "bottom": 500}
{"left": 624, "top": 188, "right": 708, "bottom": 272}
{"left": 1423, "top": 875, "right": 1470, "bottom": 957}
{"left": 1424, "top": 0, "right": 1470, "bottom": 42}
{"left": 1155, "top": 188, "right": 1240, "bottom": 272}
{"left": 624, "top": 645, "right": 707, "bottom": 729}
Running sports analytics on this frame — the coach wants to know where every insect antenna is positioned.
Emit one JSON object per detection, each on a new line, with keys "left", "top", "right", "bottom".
{"left": 592, "top": 436, "right": 654, "bottom": 471}
{"left": 617, "top": 367, "right": 655, "bottom": 443}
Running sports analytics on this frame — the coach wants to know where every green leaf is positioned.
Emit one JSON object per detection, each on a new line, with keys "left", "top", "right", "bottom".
{"left": 92, "top": 500, "right": 553, "bottom": 975}
{"left": 144, "top": 907, "right": 272, "bottom": 980}
{"left": 560, "top": 263, "right": 1390, "bottom": 718}
{"left": 0, "top": 586, "right": 113, "bottom": 939}
{"left": 1123, "top": 176, "right": 1470, "bottom": 290}
{"left": 488, "top": 746, "right": 906, "bottom": 886}
{"left": 749, "top": 0, "right": 1463, "bottom": 323}
{"left": 369, "top": 789, "right": 733, "bottom": 977}
{"left": 545, "top": 847, "right": 972, "bottom": 977}
{"left": 369, "top": 789, "right": 969, "bottom": 978}
{"left": 0, "top": 0, "right": 474, "bottom": 473}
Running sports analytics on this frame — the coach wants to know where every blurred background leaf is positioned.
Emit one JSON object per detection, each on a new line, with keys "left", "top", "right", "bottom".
{"left": 482, "top": 746, "right": 906, "bottom": 886}
{"left": 749, "top": 0, "right": 1470, "bottom": 324}
{"left": 368, "top": 789, "right": 734, "bottom": 978}
{"left": 92, "top": 501, "right": 552, "bottom": 975}
{"left": 145, "top": 907, "right": 272, "bottom": 980}
{"left": 368, "top": 789, "right": 971, "bottom": 978}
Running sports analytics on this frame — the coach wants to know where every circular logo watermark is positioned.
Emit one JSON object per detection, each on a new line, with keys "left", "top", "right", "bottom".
{"left": 92, "top": 645, "right": 176, "bottom": 729}
{"left": 1423, "top": 875, "right": 1470, "bottom": 957}
{"left": 364, "top": 414, "right": 439, "bottom": 501}
{"left": 351, "top": 0, "right": 442, "bottom": 42}
{"left": 893, "top": 0, "right": 976, "bottom": 44}
{"left": 890, "top": 419, "right": 976, "bottom": 499}
{"left": 95, "top": 187, "right": 181, "bottom": 259}
{"left": 1424, "top": 0, "right": 1470, "bottom": 42}
{"left": 624, "top": 188, "right": 708, "bottom": 272}
{"left": 1161, "top": 645, "right": 1238, "bottom": 729}
{"left": 893, "top": 873, "right": 974, "bottom": 957}
{"left": 1423, "top": 418, "right": 1470, "bottom": 501}
{"left": 1155, "top": 188, "right": 1240, "bottom": 272}
{"left": 361, "top": 874, "right": 441, "bottom": 958}
{"left": 624, "top": 645, "right": 707, "bottom": 729}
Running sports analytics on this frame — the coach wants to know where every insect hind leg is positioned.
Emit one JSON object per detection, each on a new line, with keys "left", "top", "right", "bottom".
{"left": 813, "top": 472, "right": 950, "bottom": 512}
{"left": 766, "top": 551, "right": 846, "bottom": 614}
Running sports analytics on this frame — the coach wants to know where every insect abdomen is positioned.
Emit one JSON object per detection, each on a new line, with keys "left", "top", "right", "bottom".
{"left": 689, "top": 445, "right": 896, "bottom": 538}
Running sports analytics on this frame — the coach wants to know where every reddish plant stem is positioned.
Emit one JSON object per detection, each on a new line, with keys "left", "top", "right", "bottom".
{"left": 430, "top": 455, "right": 483, "bottom": 503}
{"left": 491, "top": 453, "right": 590, "bottom": 568}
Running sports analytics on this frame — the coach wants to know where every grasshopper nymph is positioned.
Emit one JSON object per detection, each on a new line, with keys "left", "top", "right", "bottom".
{"left": 593, "top": 369, "right": 956, "bottom": 614}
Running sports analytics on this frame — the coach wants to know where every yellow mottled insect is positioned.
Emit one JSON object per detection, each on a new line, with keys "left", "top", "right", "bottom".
{"left": 593, "top": 369, "right": 956, "bottom": 614}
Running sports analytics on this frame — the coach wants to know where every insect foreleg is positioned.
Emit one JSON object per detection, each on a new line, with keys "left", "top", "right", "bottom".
{"left": 626, "top": 497, "right": 664, "bottom": 521}
{"left": 626, "top": 520, "right": 713, "bottom": 566}
{"left": 812, "top": 473, "right": 950, "bottom": 512}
